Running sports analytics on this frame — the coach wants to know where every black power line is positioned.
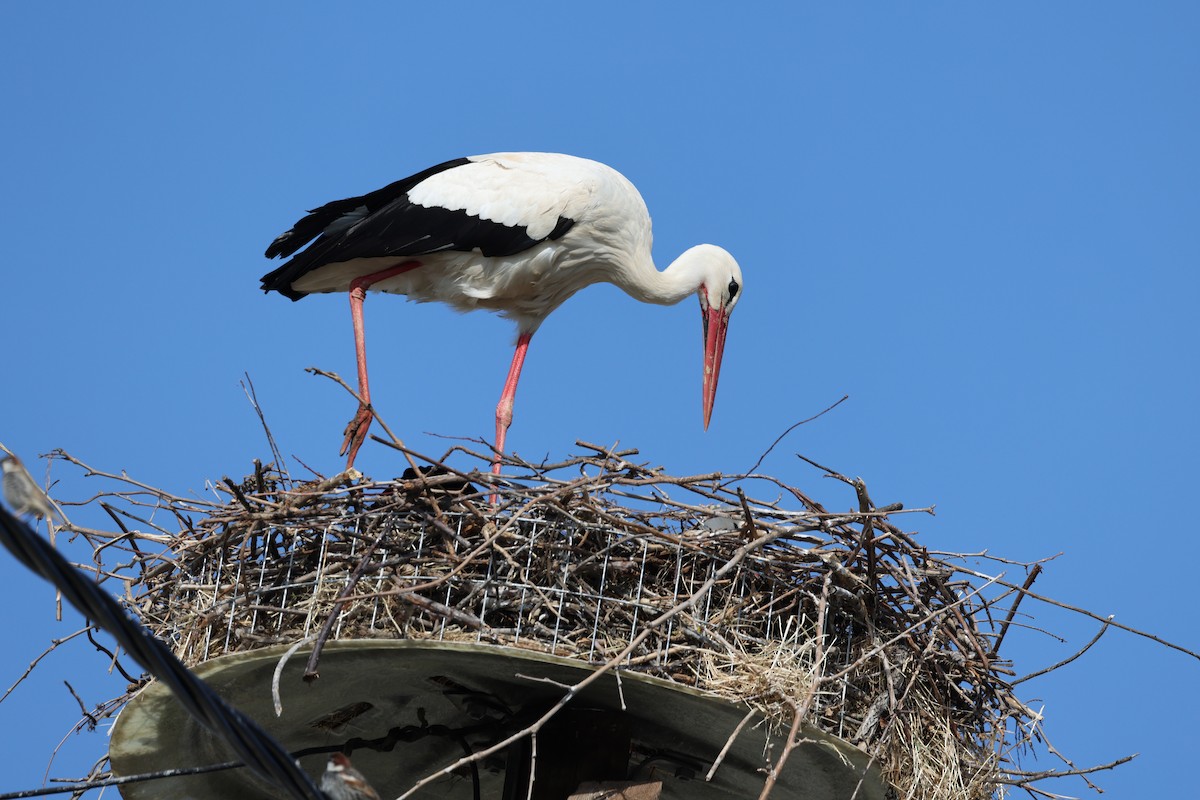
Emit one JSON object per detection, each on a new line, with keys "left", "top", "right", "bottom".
{"left": 0, "top": 505, "right": 326, "bottom": 800}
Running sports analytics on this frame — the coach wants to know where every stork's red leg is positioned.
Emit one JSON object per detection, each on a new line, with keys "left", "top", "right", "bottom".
{"left": 493, "top": 332, "right": 533, "bottom": 475}
{"left": 341, "top": 261, "right": 422, "bottom": 469}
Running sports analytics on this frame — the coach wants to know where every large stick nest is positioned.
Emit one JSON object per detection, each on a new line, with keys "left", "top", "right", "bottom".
{"left": 50, "top": 442, "right": 1099, "bottom": 799}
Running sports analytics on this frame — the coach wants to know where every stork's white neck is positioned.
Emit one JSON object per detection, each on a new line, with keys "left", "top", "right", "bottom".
{"left": 615, "top": 244, "right": 732, "bottom": 307}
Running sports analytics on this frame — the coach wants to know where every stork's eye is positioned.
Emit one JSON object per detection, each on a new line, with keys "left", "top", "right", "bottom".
{"left": 727, "top": 280, "right": 739, "bottom": 300}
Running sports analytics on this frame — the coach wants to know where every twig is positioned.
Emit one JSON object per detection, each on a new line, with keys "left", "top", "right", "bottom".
{"left": 303, "top": 526, "right": 389, "bottom": 682}
{"left": 61, "top": 682, "right": 96, "bottom": 730}
{"left": 0, "top": 628, "right": 90, "bottom": 705}
{"left": 705, "top": 707, "right": 757, "bottom": 781}
{"left": 272, "top": 637, "right": 314, "bottom": 716}
{"left": 85, "top": 628, "right": 142, "bottom": 684}
{"left": 953, "top": 564, "right": 1200, "bottom": 662}
{"left": 221, "top": 477, "right": 255, "bottom": 513}
{"left": 997, "top": 753, "right": 1137, "bottom": 784}
{"left": 992, "top": 564, "right": 1043, "bottom": 657}
{"left": 241, "top": 373, "right": 289, "bottom": 481}
{"left": 741, "top": 395, "right": 849, "bottom": 476}
{"left": 1012, "top": 617, "right": 1113, "bottom": 686}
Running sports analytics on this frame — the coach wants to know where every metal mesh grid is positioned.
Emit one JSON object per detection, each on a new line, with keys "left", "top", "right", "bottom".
{"left": 141, "top": 506, "right": 802, "bottom": 687}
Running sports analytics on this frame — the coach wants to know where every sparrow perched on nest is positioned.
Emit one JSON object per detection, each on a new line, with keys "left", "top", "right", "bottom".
{"left": 320, "top": 753, "right": 380, "bottom": 800}
{"left": 1, "top": 455, "right": 56, "bottom": 521}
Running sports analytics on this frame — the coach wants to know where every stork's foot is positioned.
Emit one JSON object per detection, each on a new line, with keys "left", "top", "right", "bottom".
{"left": 340, "top": 404, "right": 373, "bottom": 467}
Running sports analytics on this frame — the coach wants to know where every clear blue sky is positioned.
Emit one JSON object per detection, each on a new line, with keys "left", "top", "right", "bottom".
{"left": 2, "top": 3, "right": 1197, "bottom": 797}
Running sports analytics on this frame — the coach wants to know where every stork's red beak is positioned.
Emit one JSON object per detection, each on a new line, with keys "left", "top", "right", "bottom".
{"left": 702, "top": 304, "right": 730, "bottom": 429}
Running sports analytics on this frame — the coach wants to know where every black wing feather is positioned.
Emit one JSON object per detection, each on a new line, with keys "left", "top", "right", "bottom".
{"left": 261, "top": 157, "right": 575, "bottom": 301}
{"left": 263, "top": 158, "right": 470, "bottom": 260}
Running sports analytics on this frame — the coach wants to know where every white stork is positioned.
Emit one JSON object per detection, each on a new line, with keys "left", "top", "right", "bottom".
{"left": 261, "top": 152, "right": 743, "bottom": 473}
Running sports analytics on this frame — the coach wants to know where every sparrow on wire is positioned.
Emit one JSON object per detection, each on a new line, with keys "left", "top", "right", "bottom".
{"left": 320, "top": 753, "right": 380, "bottom": 800}
{"left": 1, "top": 455, "right": 56, "bottom": 521}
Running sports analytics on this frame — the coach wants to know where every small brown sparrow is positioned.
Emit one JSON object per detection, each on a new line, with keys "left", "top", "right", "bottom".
{"left": 320, "top": 753, "right": 380, "bottom": 800}
{"left": 1, "top": 455, "right": 56, "bottom": 521}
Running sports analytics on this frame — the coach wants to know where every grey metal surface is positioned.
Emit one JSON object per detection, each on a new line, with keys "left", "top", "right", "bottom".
{"left": 110, "top": 640, "right": 887, "bottom": 800}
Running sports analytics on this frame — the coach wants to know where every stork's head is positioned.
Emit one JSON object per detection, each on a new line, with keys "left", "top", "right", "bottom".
{"left": 689, "top": 244, "right": 743, "bottom": 430}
